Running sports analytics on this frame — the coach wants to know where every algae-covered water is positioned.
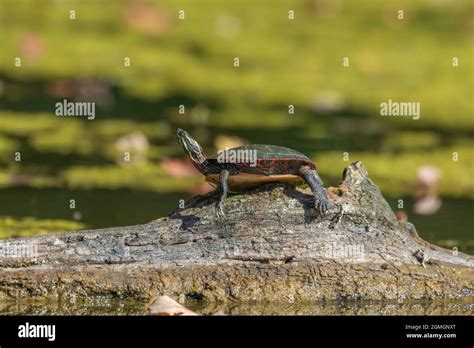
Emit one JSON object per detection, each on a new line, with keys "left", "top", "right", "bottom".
{"left": 0, "top": 0, "right": 473, "bottom": 316}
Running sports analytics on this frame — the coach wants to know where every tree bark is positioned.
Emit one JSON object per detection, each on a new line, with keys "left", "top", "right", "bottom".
{"left": 0, "top": 161, "right": 472, "bottom": 305}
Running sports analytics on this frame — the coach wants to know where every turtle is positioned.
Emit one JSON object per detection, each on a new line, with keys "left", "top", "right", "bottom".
{"left": 176, "top": 128, "right": 329, "bottom": 218}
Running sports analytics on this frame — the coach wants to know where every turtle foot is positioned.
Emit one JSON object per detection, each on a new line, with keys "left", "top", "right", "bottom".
{"left": 315, "top": 197, "right": 329, "bottom": 217}
{"left": 215, "top": 202, "right": 226, "bottom": 221}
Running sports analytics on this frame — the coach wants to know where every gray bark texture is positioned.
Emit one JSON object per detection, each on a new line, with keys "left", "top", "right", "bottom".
{"left": 0, "top": 161, "right": 473, "bottom": 304}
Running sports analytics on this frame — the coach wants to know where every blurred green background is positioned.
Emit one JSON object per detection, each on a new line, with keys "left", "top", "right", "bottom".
{"left": 0, "top": 0, "right": 472, "bottom": 252}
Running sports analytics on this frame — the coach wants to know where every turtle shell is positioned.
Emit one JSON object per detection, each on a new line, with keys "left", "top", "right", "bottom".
{"left": 206, "top": 144, "right": 315, "bottom": 191}
{"left": 227, "top": 144, "right": 311, "bottom": 161}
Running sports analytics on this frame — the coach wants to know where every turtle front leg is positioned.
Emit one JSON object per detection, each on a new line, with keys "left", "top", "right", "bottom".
{"left": 215, "top": 169, "right": 229, "bottom": 219}
{"left": 299, "top": 166, "right": 329, "bottom": 216}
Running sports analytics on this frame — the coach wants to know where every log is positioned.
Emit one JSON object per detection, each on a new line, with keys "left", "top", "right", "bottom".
{"left": 0, "top": 161, "right": 472, "bottom": 307}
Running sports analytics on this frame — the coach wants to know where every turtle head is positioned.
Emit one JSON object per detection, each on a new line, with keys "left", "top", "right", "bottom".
{"left": 176, "top": 128, "right": 207, "bottom": 165}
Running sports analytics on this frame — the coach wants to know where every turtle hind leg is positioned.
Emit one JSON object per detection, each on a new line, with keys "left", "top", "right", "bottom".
{"left": 215, "top": 169, "right": 229, "bottom": 219}
{"left": 299, "top": 165, "right": 329, "bottom": 216}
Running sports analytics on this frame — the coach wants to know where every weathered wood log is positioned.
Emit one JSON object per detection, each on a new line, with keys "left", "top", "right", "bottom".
{"left": 0, "top": 161, "right": 472, "bottom": 306}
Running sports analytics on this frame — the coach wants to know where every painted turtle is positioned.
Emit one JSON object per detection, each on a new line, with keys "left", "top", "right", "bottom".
{"left": 177, "top": 128, "right": 329, "bottom": 218}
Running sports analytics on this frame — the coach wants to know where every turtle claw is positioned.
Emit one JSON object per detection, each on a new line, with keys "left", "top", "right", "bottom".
{"left": 215, "top": 202, "right": 226, "bottom": 221}
{"left": 315, "top": 198, "right": 329, "bottom": 217}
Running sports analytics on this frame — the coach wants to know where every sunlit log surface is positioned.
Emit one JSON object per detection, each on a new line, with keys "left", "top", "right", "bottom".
{"left": 0, "top": 162, "right": 472, "bottom": 306}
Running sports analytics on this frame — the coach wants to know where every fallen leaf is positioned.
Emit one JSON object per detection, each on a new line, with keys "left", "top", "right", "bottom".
{"left": 146, "top": 295, "right": 198, "bottom": 316}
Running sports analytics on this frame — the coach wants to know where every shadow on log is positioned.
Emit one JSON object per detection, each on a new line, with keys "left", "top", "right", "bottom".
{"left": 0, "top": 162, "right": 472, "bottom": 306}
